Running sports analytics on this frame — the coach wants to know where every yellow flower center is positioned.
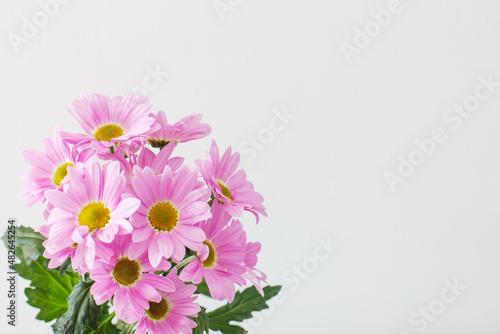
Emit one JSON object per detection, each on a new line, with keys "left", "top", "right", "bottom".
{"left": 78, "top": 202, "right": 110, "bottom": 231}
{"left": 217, "top": 181, "right": 232, "bottom": 202}
{"left": 148, "top": 202, "right": 178, "bottom": 232}
{"left": 202, "top": 240, "right": 217, "bottom": 268}
{"left": 53, "top": 162, "right": 73, "bottom": 186}
{"left": 113, "top": 258, "right": 140, "bottom": 286}
{"left": 94, "top": 124, "right": 124, "bottom": 142}
{"left": 146, "top": 298, "right": 169, "bottom": 320}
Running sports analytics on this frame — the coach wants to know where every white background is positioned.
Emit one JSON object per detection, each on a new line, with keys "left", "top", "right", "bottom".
{"left": 1, "top": 0, "right": 500, "bottom": 333}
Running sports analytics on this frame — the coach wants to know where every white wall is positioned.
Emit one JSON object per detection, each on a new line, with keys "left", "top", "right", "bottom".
{"left": 1, "top": 1, "right": 500, "bottom": 333}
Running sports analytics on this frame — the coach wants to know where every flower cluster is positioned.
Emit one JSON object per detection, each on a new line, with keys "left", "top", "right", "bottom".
{"left": 20, "top": 93, "right": 267, "bottom": 333}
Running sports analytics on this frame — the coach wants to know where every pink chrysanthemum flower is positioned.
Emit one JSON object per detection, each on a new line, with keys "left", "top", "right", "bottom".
{"left": 148, "top": 111, "right": 211, "bottom": 149}
{"left": 129, "top": 165, "right": 211, "bottom": 266}
{"left": 61, "top": 93, "right": 158, "bottom": 156}
{"left": 43, "top": 159, "right": 140, "bottom": 273}
{"left": 111, "top": 142, "right": 184, "bottom": 184}
{"left": 180, "top": 203, "right": 247, "bottom": 302}
{"left": 39, "top": 224, "right": 113, "bottom": 274}
{"left": 239, "top": 231, "right": 267, "bottom": 296}
{"left": 196, "top": 140, "right": 267, "bottom": 222}
{"left": 131, "top": 268, "right": 201, "bottom": 334}
{"left": 42, "top": 202, "right": 55, "bottom": 222}
{"left": 20, "top": 126, "right": 89, "bottom": 207}
{"left": 90, "top": 235, "right": 175, "bottom": 322}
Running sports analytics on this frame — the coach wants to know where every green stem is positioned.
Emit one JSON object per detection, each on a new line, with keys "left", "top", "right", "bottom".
{"left": 124, "top": 322, "right": 135, "bottom": 334}
{"left": 117, "top": 319, "right": 135, "bottom": 334}
{"left": 175, "top": 255, "right": 196, "bottom": 270}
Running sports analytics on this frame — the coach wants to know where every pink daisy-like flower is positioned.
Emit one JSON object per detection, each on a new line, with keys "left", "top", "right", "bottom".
{"left": 180, "top": 202, "right": 247, "bottom": 302}
{"left": 131, "top": 268, "right": 201, "bottom": 334}
{"left": 19, "top": 126, "right": 89, "bottom": 207}
{"left": 129, "top": 165, "right": 211, "bottom": 266}
{"left": 61, "top": 93, "right": 158, "bottom": 157}
{"left": 239, "top": 231, "right": 267, "bottom": 296}
{"left": 148, "top": 111, "right": 211, "bottom": 149}
{"left": 39, "top": 225, "right": 113, "bottom": 274}
{"left": 111, "top": 142, "right": 184, "bottom": 184}
{"left": 43, "top": 159, "right": 140, "bottom": 273}
{"left": 196, "top": 140, "right": 267, "bottom": 222}
{"left": 42, "top": 202, "right": 55, "bottom": 222}
{"left": 90, "top": 235, "right": 175, "bottom": 322}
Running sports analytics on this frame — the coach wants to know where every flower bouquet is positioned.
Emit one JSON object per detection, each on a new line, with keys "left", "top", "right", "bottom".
{"left": 4, "top": 93, "right": 281, "bottom": 333}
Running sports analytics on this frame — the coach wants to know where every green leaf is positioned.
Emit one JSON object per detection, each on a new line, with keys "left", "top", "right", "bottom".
{"left": 195, "top": 279, "right": 211, "bottom": 297}
{"left": 14, "top": 248, "right": 79, "bottom": 322}
{"left": 191, "top": 307, "right": 209, "bottom": 334}
{"left": 53, "top": 280, "right": 101, "bottom": 334}
{"left": 56, "top": 258, "right": 75, "bottom": 277}
{"left": 24, "top": 283, "right": 69, "bottom": 321}
{"left": 210, "top": 323, "right": 247, "bottom": 334}
{"left": 2, "top": 225, "right": 46, "bottom": 265}
{"left": 83, "top": 302, "right": 119, "bottom": 334}
{"left": 94, "top": 313, "right": 119, "bottom": 334}
{"left": 208, "top": 285, "right": 282, "bottom": 333}
{"left": 15, "top": 250, "right": 78, "bottom": 296}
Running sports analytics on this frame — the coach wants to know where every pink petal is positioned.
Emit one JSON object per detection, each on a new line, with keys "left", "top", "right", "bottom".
{"left": 112, "top": 197, "right": 141, "bottom": 218}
